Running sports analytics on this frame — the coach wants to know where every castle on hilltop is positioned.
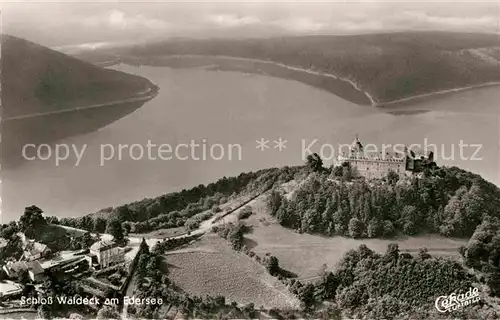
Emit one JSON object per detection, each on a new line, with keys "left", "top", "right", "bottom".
{"left": 335, "top": 135, "right": 435, "bottom": 180}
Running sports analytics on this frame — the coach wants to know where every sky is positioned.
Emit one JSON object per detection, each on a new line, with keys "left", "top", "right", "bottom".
{"left": 2, "top": 1, "right": 500, "bottom": 48}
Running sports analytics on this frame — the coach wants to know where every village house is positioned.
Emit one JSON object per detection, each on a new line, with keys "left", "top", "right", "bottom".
{"left": 2, "top": 261, "right": 27, "bottom": 279}
{"left": 0, "top": 237, "right": 8, "bottom": 250}
{"left": 15, "top": 232, "right": 52, "bottom": 261}
{"left": 25, "top": 261, "right": 46, "bottom": 282}
{"left": 22, "top": 241, "right": 51, "bottom": 261}
{"left": 2, "top": 260, "right": 46, "bottom": 283}
{"left": 89, "top": 240, "right": 125, "bottom": 269}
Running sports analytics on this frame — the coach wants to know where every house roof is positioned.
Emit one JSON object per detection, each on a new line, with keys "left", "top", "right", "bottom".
{"left": 0, "top": 237, "right": 8, "bottom": 248}
{"left": 25, "top": 261, "right": 44, "bottom": 275}
{"left": 5, "top": 261, "right": 28, "bottom": 274}
{"left": 5, "top": 260, "right": 45, "bottom": 275}
{"left": 25, "top": 241, "right": 49, "bottom": 257}
{"left": 90, "top": 240, "right": 118, "bottom": 252}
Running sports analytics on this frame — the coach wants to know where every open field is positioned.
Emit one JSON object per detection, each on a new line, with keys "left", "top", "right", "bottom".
{"left": 165, "top": 234, "right": 300, "bottom": 309}
{"left": 236, "top": 192, "right": 468, "bottom": 281}
{"left": 130, "top": 226, "right": 187, "bottom": 239}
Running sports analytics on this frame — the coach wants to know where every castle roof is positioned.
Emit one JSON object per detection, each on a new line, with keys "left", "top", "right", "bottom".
{"left": 350, "top": 135, "right": 363, "bottom": 152}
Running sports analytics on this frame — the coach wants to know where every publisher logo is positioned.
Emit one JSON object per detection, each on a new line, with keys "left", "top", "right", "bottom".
{"left": 435, "top": 287, "right": 480, "bottom": 312}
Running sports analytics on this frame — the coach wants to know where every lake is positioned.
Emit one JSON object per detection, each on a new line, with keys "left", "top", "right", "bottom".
{"left": 2, "top": 64, "right": 499, "bottom": 221}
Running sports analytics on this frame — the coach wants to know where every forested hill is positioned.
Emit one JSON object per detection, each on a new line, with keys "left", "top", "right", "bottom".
{"left": 39, "top": 160, "right": 500, "bottom": 243}
{"left": 1, "top": 35, "right": 156, "bottom": 119}
{"left": 267, "top": 165, "right": 500, "bottom": 239}
{"left": 99, "top": 31, "right": 500, "bottom": 105}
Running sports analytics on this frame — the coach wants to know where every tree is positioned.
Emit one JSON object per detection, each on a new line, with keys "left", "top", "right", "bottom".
{"left": 93, "top": 217, "right": 107, "bottom": 233}
{"left": 384, "top": 243, "right": 400, "bottom": 262}
{"left": 97, "top": 306, "right": 120, "bottom": 320}
{"left": 0, "top": 222, "right": 18, "bottom": 239}
{"left": 266, "top": 255, "right": 280, "bottom": 276}
{"left": 81, "top": 232, "right": 94, "bottom": 249}
{"left": 348, "top": 217, "right": 363, "bottom": 238}
{"left": 382, "top": 220, "right": 395, "bottom": 237}
{"left": 387, "top": 170, "right": 399, "bottom": 185}
{"left": 106, "top": 219, "right": 124, "bottom": 242}
{"left": 19, "top": 205, "right": 47, "bottom": 236}
{"left": 237, "top": 206, "right": 253, "bottom": 220}
{"left": 332, "top": 165, "right": 344, "bottom": 178}
{"left": 306, "top": 153, "right": 324, "bottom": 172}
{"left": 122, "top": 222, "right": 132, "bottom": 235}
{"left": 400, "top": 205, "right": 419, "bottom": 235}
{"left": 342, "top": 165, "right": 353, "bottom": 182}
{"left": 298, "top": 283, "right": 316, "bottom": 310}
{"left": 114, "top": 205, "right": 133, "bottom": 222}
{"left": 242, "top": 303, "right": 256, "bottom": 318}
{"left": 139, "top": 238, "right": 150, "bottom": 255}
{"left": 266, "top": 191, "right": 283, "bottom": 216}
{"left": 136, "top": 253, "right": 150, "bottom": 278}
{"left": 45, "top": 216, "right": 59, "bottom": 225}
{"left": 367, "top": 218, "right": 381, "bottom": 238}
{"left": 18, "top": 269, "right": 31, "bottom": 284}
{"left": 37, "top": 304, "right": 51, "bottom": 320}
{"left": 0, "top": 269, "right": 7, "bottom": 282}
{"left": 418, "top": 247, "right": 432, "bottom": 260}
{"left": 318, "top": 272, "right": 339, "bottom": 299}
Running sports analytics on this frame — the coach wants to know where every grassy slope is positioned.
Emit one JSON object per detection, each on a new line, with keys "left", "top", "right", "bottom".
{"left": 101, "top": 31, "right": 500, "bottom": 105}
{"left": 165, "top": 234, "right": 300, "bottom": 309}
{"left": 2, "top": 35, "right": 155, "bottom": 118}
{"left": 234, "top": 183, "right": 466, "bottom": 280}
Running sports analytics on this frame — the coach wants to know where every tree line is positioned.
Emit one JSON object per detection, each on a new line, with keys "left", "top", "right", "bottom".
{"left": 266, "top": 165, "right": 500, "bottom": 239}
{"left": 461, "top": 217, "right": 500, "bottom": 297}
{"left": 54, "top": 167, "right": 302, "bottom": 235}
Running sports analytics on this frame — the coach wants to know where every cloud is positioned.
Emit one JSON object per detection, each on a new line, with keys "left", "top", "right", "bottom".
{"left": 272, "top": 18, "right": 325, "bottom": 32}
{"left": 83, "top": 9, "right": 169, "bottom": 30}
{"left": 206, "top": 14, "right": 261, "bottom": 27}
{"left": 399, "top": 10, "right": 498, "bottom": 31}
{"left": 3, "top": 2, "right": 499, "bottom": 47}
{"left": 335, "top": 20, "right": 385, "bottom": 32}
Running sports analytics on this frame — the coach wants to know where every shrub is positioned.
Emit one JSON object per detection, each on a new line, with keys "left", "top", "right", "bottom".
{"left": 237, "top": 206, "right": 253, "bottom": 220}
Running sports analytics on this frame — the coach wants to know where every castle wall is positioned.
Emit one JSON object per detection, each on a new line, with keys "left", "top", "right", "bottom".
{"left": 348, "top": 158, "right": 406, "bottom": 180}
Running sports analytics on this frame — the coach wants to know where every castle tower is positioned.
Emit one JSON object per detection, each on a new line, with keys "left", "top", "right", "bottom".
{"left": 350, "top": 134, "right": 364, "bottom": 157}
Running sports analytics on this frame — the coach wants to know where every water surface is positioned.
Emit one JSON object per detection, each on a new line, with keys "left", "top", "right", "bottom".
{"left": 3, "top": 65, "right": 499, "bottom": 221}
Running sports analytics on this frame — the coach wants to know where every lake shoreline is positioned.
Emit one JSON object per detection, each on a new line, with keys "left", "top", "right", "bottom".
{"left": 377, "top": 81, "right": 500, "bottom": 108}
{"left": 110, "top": 54, "right": 499, "bottom": 108}
{"left": 117, "top": 54, "right": 375, "bottom": 106}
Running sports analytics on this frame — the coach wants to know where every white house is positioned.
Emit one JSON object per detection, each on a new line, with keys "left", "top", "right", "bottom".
{"left": 89, "top": 240, "right": 124, "bottom": 268}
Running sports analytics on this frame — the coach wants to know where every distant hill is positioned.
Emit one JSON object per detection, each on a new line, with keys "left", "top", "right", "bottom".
{"left": 85, "top": 31, "right": 500, "bottom": 105}
{"left": 2, "top": 35, "right": 156, "bottom": 119}
{"left": 1, "top": 35, "right": 158, "bottom": 168}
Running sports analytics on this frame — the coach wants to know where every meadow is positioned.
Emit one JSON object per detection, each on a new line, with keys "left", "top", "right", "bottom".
{"left": 164, "top": 234, "right": 300, "bottom": 309}
{"left": 130, "top": 226, "right": 187, "bottom": 239}
{"left": 240, "top": 192, "right": 467, "bottom": 281}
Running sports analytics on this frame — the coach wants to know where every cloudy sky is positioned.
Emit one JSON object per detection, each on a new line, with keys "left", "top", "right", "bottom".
{"left": 3, "top": 1, "right": 499, "bottom": 48}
